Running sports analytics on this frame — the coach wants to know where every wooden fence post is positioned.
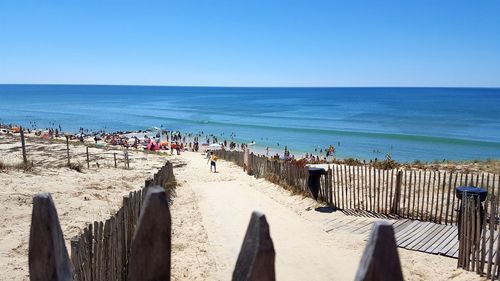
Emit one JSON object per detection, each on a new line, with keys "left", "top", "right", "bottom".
{"left": 243, "top": 148, "right": 253, "bottom": 175}
{"left": 70, "top": 237, "right": 80, "bottom": 281}
{"left": 29, "top": 193, "right": 73, "bottom": 281}
{"left": 232, "top": 211, "right": 275, "bottom": 281}
{"left": 244, "top": 148, "right": 248, "bottom": 172}
{"left": 126, "top": 149, "right": 130, "bottom": 169}
{"left": 354, "top": 221, "right": 404, "bottom": 281}
{"left": 328, "top": 167, "right": 333, "bottom": 206}
{"left": 391, "top": 171, "right": 403, "bottom": 215}
{"left": 127, "top": 186, "right": 171, "bottom": 281}
{"left": 86, "top": 146, "right": 90, "bottom": 168}
{"left": 123, "top": 150, "right": 129, "bottom": 169}
{"left": 66, "top": 136, "right": 71, "bottom": 167}
{"left": 20, "top": 126, "right": 28, "bottom": 166}
{"left": 114, "top": 153, "right": 117, "bottom": 168}
{"left": 247, "top": 152, "right": 254, "bottom": 175}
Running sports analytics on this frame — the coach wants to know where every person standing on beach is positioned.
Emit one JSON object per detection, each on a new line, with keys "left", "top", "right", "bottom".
{"left": 209, "top": 151, "right": 217, "bottom": 173}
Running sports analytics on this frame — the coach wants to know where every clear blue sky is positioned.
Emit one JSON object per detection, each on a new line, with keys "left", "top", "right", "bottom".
{"left": 1, "top": 0, "right": 499, "bottom": 87}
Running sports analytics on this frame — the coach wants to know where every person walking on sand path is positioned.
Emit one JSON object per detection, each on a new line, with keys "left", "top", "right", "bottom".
{"left": 209, "top": 151, "right": 217, "bottom": 173}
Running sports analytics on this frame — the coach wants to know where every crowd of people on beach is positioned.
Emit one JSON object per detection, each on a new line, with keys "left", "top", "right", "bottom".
{"left": 0, "top": 122, "right": 341, "bottom": 164}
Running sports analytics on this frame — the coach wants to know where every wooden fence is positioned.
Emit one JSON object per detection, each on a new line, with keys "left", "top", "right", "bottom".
{"left": 214, "top": 150, "right": 500, "bottom": 225}
{"left": 69, "top": 162, "right": 176, "bottom": 281}
{"left": 28, "top": 173, "right": 405, "bottom": 281}
{"left": 14, "top": 130, "right": 132, "bottom": 169}
{"left": 327, "top": 166, "right": 499, "bottom": 225}
{"left": 458, "top": 189, "right": 500, "bottom": 279}
{"left": 215, "top": 150, "right": 310, "bottom": 196}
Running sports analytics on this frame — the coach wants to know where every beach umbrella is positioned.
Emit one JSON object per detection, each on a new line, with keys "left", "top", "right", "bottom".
{"left": 208, "top": 143, "right": 222, "bottom": 149}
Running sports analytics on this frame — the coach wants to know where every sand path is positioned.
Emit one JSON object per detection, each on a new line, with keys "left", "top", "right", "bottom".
{"left": 173, "top": 151, "right": 483, "bottom": 281}
{"left": 173, "top": 152, "right": 360, "bottom": 281}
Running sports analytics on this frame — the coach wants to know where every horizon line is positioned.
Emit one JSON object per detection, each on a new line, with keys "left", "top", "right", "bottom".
{"left": 1, "top": 83, "right": 500, "bottom": 90}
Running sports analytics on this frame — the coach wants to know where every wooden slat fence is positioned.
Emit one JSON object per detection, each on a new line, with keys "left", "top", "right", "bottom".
{"left": 70, "top": 161, "right": 176, "bottom": 281}
{"left": 329, "top": 166, "right": 499, "bottom": 225}
{"left": 214, "top": 150, "right": 499, "bottom": 226}
{"left": 215, "top": 150, "right": 311, "bottom": 197}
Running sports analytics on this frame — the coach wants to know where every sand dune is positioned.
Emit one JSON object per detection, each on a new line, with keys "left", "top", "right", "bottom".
{"left": 0, "top": 135, "right": 215, "bottom": 281}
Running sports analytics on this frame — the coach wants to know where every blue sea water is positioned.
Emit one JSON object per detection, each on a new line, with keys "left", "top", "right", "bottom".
{"left": 0, "top": 84, "right": 499, "bottom": 162}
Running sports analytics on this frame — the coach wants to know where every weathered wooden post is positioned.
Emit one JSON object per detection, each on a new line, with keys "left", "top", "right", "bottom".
{"left": 29, "top": 193, "right": 73, "bottom": 281}
{"left": 86, "top": 146, "right": 90, "bottom": 168}
{"left": 128, "top": 186, "right": 171, "bottom": 281}
{"left": 20, "top": 126, "right": 28, "bottom": 166}
{"left": 126, "top": 150, "right": 130, "bottom": 169}
{"left": 247, "top": 152, "right": 254, "bottom": 175}
{"left": 114, "top": 153, "right": 117, "bottom": 168}
{"left": 70, "top": 237, "right": 80, "bottom": 281}
{"left": 65, "top": 135, "right": 70, "bottom": 167}
{"left": 232, "top": 211, "right": 275, "bottom": 281}
{"left": 354, "top": 221, "right": 403, "bottom": 281}
{"left": 326, "top": 166, "right": 333, "bottom": 206}
{"left": 124, "top": 150, "right": 129, "bottom": 169}
{"left": 244, "top": 147, "right": 249, "bottom": 173}
{"left": 391, "top": 171, "right": 403, "bottom": 215}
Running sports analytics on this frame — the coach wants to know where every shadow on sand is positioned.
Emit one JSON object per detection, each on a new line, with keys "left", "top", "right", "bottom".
{"left": 314, "top": 206, "right": 336, "bottom": 213}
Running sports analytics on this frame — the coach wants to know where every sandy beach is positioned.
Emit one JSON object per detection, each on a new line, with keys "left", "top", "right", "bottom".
{"left": 0, "top": 134, "right": 485, "bottom": 280}
{"left": 0, "top": 135, "right": 215, "bottom": 281}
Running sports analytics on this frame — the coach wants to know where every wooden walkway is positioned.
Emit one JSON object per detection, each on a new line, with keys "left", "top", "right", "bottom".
{"left": 323, "top": 217, "right": 468, "bottom": 258}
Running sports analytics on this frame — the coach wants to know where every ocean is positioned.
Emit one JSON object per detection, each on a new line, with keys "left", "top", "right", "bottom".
{"left": 0, "top": 84, "right": 499, "bottom": 162}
